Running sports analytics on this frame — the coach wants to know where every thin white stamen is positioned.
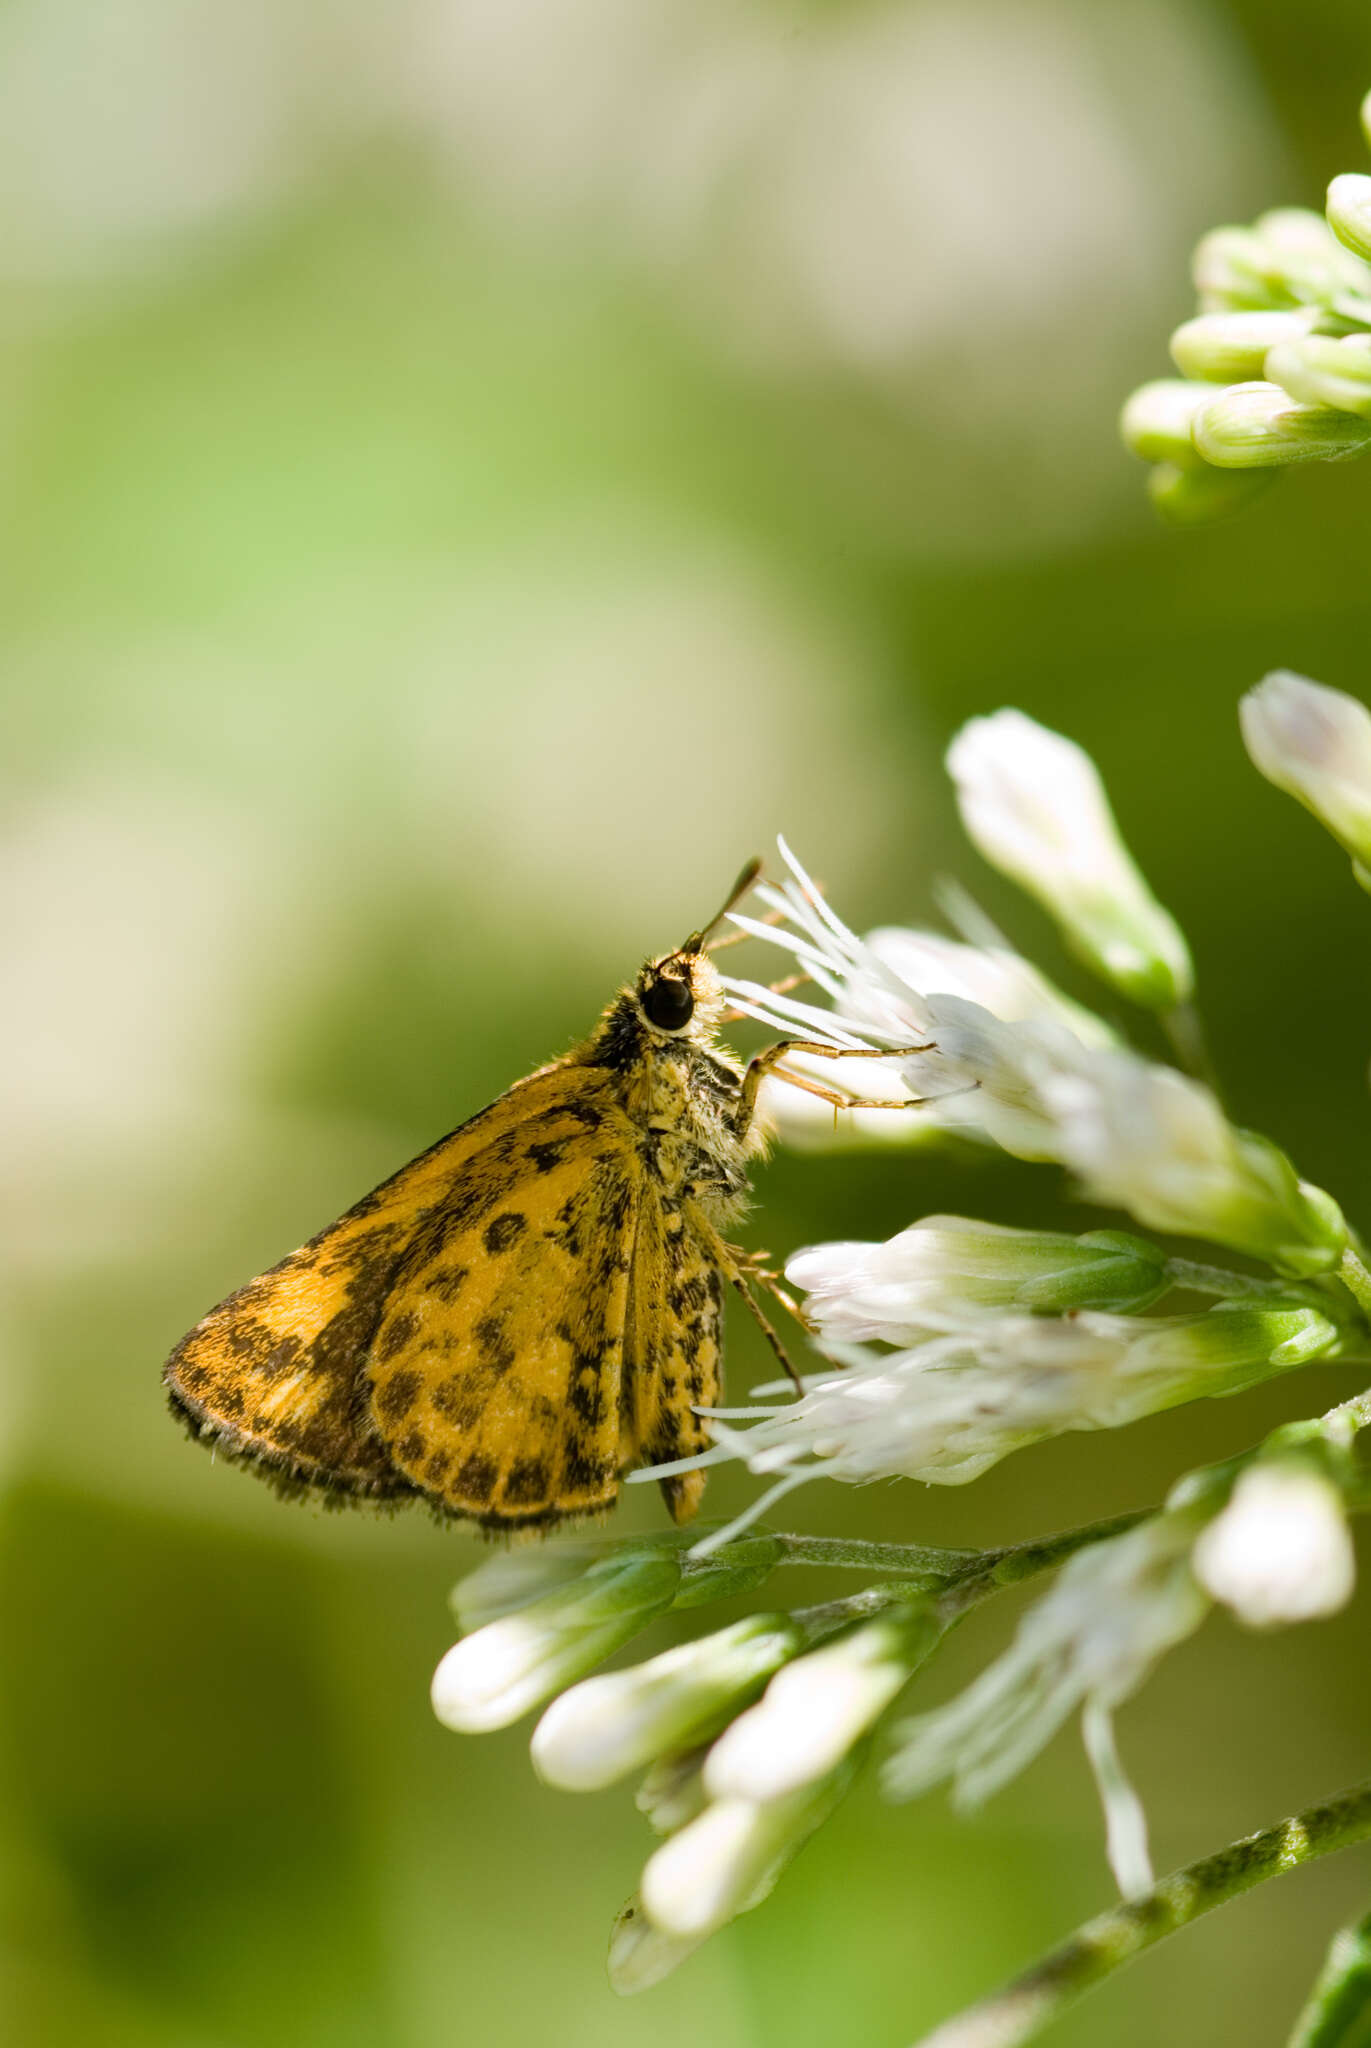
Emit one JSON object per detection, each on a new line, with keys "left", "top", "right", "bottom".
{"left": 623, "top": 1444, "right": 736, "bottom": 1483}
{"left": 1082, "top": 1699, "right": 1155, "bottom": 1899}
{"left": 719, "top": 977, "right": 872, "bottom": 1048}
{"left": 687, "top": 1470, "right": 813, "bottom": 1558}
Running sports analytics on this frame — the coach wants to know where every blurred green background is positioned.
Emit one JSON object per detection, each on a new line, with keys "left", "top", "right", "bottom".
{"left": 4, "top": 3, "right": 1371, "bottom": 2044}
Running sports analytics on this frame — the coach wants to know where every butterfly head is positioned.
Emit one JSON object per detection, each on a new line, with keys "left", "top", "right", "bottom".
{"left": 632, "top": 855, "right": 762, "bottom": 1041}
{"left": 634, "top": 947, "right": 723, "bottom": 1040}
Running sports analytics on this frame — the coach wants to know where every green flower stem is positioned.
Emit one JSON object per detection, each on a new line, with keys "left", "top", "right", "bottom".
{"left": 773, "top": 1534, "right": 983, "bottom": 1579}
{"left": 772, "top": 1514, "right": 1148, "bottom": 1597}
{"left": 910, "top": 1781, "right": 1371, "bottom": 2048}
{"left": 1286, "top": 1904, "right": 1371, "bottom": 2048}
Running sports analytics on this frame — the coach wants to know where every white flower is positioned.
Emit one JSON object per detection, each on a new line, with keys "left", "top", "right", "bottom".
{"left": 431, "top": 1550, "right": 681, "bottom": 1733}
{"left": 747, "top": 917, "right": 1115, "bottom": 1153}
{"left": 788, "top": 1217, "right": 1168, "bottom": 1344}
{"left": 883, "top": 1515, "right": 1208, "bottom": 1808}
{"left": 858, "top": 925, "right": 1115, "bottom": 1046}
{"left": 1192, "top": 1463, "right": 1355, "bottom": 1627}
{"left": 704, "top": 1613, "right": 934, "bottom": 1802}
{"left": 530, "top": 1615, "right": 801, "bottom": 1791}
{"left": 1240, "top": 672, "right": 1371, "bottom": 883}
{"left": 946, "top": 711, "right": 1194, "bottom": 1008}
{"left": 1045, "top": 1045, "right": 1347, "bottom": 1274}
{"left": 639, "top": 1765, "right": 855, "bottom": 1941}
{"left": 723, "top": 844, "right": 1106, "bottom": 1161}
{"left": 724, "top": 841, "right": 1115, "bottom": 1161}
{"left": 690, "top": 1304, "right": 1337, "bottom": 1497}
{"left": 726, "top": 842, "right": 1346, "bottom": 1271}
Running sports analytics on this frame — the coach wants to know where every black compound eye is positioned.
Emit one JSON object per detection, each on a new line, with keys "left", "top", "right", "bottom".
{"left": 642, "top": 975, "right": 695, "bottom": 1031}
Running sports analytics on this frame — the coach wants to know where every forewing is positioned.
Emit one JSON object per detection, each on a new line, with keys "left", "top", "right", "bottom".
{"left": 623, "top": 1188, "right": 725, "bottom": 1524}
{"left": 164, "top": 1064, "right": 615, "bottom": 1502}
{"left": 366, "top": 1138, "right": 641, "bottom": 1528}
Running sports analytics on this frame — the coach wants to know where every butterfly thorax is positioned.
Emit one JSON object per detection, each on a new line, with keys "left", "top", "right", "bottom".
{"left": 573, "top": 967, "right": 760, "bottom": 1225}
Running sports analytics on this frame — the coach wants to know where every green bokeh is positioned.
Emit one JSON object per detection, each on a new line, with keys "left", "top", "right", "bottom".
{"left": 4, "top": 5, "right": 1371, "bottom": 2045}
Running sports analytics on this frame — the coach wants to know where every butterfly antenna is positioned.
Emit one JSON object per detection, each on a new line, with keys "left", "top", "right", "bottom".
{"left": 683, "top": 855, "right": 763, "bottom": 955}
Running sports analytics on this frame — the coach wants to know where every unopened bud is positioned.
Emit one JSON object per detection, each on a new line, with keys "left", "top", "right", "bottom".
{"left": 1170, "top": 309, "right": 1316, "bottom": 382}
{"left": 1192, "top": 382, "right": 1371, "bottom": 467}
{"left": 432, "top": 1549, "right": 680, "bottom": 1733}
{"left": 1119, "top": 380, "right": 1212, "bottom": 466}
{"left": 1241, "top": 670, "right": 1371, "bottom": 881}
{"left": 531, "top": 1614, "right": 802, "bottom": 1791}
{"left": 1265, "top": 334, "right": 1371, "bottom": 418}
{"left": 1147, "top": 461, "right": 1279, "bottom": 525}
{"left": 1326, "top": 173, "right": 1371, "bottom": 265}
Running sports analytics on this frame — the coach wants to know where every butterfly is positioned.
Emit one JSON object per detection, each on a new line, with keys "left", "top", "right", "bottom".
{"left": 164, "top": 861, "right": 905, "bottom": 1534}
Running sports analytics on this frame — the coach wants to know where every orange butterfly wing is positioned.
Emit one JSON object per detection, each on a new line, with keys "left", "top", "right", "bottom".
{"left": 365, "top": 1133, "right": 643, "bottom": 1529}
{"left": 163, "top": 1064, "right": 620, "bottom": 1506}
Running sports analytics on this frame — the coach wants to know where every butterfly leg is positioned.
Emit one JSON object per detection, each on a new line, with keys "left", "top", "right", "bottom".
{"left": 728, "top": 1267, "right": 805, "bottom": 1393}
{"left": 735, "top": 1038, "right": 936, "bottom": 1135}
{"left": 734, "top": 1246, "right": 807, "bottom": 1325}
{"left": 685, "top": 1203, "right": 806, "bottom": 1394}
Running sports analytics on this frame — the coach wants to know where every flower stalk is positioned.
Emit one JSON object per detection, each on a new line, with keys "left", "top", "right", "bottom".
{"left": 909, "top": 1781, "right": 1371, "bottom": 2048}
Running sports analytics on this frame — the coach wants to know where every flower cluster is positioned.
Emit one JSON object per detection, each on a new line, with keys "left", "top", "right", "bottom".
{"left": 1121, "top": 87, "right": 1371, "bottom": 522}
{"left": 432, "top": 1528, "right": 948, "bottom": 1987}
{"left": 431, "top": 679, "right": 1371, "bottom": 1996}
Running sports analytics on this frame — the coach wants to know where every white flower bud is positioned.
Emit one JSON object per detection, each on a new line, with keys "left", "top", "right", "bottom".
{"left": 1254, "top": 206, "right": 1371, "bottom": 300}
{"left": 1192, "top": 226, "right": 1289, "bottom": 311}
{"left": 946, "top": 711, "right": 1193, "bottom": 1008}
{"left": 530, "top": 1615, "right": 801, "bottom": 1791}
{"left": 788, "top": 1217, "right": 1167, "bottom": 1343}
{"left": 1044, "top": 1045, "right": 1347, "bottom": 1274}
{"left": 1193, "top": 1463, "right": 1355, "bottom": 1627}
{"left": 1241, "top": 671, "right": 1371, "bottom": 880}
{"left": 1119, "top": 379, "right": 1213, "bottom": 466}
{"left": 884, "top": 1515, "right": 1208, "bottom": 1808}
{"left": 431, "top": 1550, "right": 681, "bottom": 1733}
{"left": 1170, "top": 309, "right": 1317, "bottom": 382}
{"left": 1265, "top": 334, "right": 1371, "bottom": 418}
{"left": 1327, "top": 173, "right": 1371, "bottom": 264}
{"left": 640, "top": 1767, "right": 853, "bottom": 1941}
{"left": 1193, "top": 382, "right": 1371, "bottom": 467}
{"left": 723, "top": 844, "right": 1345, "bottom": 1275}
{"left": 704, "top": 1615, "right": 933, "bottom": 1802}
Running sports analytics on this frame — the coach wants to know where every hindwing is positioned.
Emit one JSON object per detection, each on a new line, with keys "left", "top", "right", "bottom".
{"left": 623, "top": 1188, "right": 725, "bottom": 1523}
{"left": 163, "top": 1064, "right": 620, "bottom": 1505}
{"left": 366, "top": 1135, "right": 642, "bottom": 1529}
